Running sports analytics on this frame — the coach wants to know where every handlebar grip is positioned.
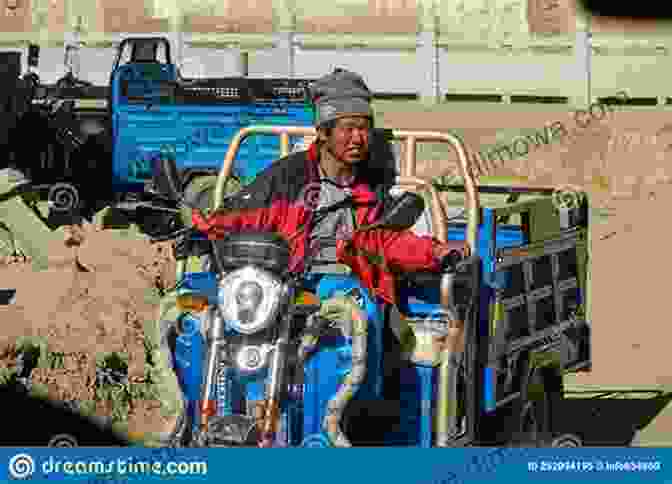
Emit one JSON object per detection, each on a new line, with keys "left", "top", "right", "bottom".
{"left": 440, "top": 250, "right": 464, "bottom": 272}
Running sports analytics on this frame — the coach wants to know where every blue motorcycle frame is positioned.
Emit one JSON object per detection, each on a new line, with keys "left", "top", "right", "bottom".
{"left": 168, "top": 126, "right": 590, "bottom": 447}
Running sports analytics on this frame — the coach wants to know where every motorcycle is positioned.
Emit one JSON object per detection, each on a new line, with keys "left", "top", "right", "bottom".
{"left": 148, "top": 125, "right": 589, "bottom": 448}
{"left": 150, "top": 151, "right": 459, "bottom": 447}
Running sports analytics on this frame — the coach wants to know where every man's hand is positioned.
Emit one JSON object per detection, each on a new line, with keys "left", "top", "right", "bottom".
{"left": 432, "top": 240, "right": 469, "bottom": 271}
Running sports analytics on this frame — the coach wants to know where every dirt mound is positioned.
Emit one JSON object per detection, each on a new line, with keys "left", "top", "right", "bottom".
{"left": 0, "top": 225, "right": 176, "bottom": 441}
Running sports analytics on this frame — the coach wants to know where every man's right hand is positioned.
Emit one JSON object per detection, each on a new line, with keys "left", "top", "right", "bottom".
{"left": 432, "top": 240, "right": 468, "bottom": 272}
{"left": 440, "top": 250, "right": 465, "bottom": 272}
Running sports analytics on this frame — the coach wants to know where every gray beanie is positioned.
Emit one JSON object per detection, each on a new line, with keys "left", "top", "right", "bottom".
{"left": 309, "top": 68, "right": 373, "bottom": 126}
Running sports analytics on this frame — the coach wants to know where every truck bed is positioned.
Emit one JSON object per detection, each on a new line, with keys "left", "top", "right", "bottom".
{"left": 110, "top": 63, "right": 314, "bottom": 192}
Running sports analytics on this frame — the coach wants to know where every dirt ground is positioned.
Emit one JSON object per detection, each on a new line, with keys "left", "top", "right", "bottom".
{"left": 2, "top": 106, "right": 671, "bottom": 445}
{"left": 384, "top": 108, "right": 672, "bottom": 391}
{"left": 0, "top": 227, "right": 177, "bottom": 441}
{"left": 393, "top": 108, "right": 672, "bottom": 446}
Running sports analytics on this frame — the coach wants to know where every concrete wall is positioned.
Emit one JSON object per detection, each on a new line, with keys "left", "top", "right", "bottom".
{"left": 1, "top": 0, "right": 670, "bottom": 104}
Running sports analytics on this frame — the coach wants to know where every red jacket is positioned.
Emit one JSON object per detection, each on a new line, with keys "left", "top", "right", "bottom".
{"left": 192, "top": 142, "right": 452, "bottom": 305}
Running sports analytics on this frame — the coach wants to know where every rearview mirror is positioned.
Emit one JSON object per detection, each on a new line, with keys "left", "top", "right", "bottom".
{"left": 364, "top": 191, "right": 425, "bottom": 232}
{"left": 151, "top": 153, "right": 182, "bottom": 202}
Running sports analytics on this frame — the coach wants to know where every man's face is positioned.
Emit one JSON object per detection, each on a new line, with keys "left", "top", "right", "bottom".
{"left": 323, "top": 116, "right": 371, "bottom": 165}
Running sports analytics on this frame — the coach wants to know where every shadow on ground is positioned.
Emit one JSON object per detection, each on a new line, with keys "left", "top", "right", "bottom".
{"left": 556, "top": 390, "right": 672, "bottom": 446}
{"left": 0, "top": 384, "right": 129, "bottom": 446}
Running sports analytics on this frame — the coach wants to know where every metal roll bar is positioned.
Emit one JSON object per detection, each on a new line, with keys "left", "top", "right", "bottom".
{"left": 213, "top": 126, "right": 480, "bottom": 254}
{"left": 213, "top": 126, "right": 480, "bottom": 447}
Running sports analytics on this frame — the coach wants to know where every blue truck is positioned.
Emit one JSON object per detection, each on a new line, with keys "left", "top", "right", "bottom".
{"left": 109, "top": 38, "right": 314, "bottom": 192}
{"left": 106, "top": 37, "right": 314, "bottom": 231}
{"left": 4, "top": 37, "right": 314, "bottom": 230}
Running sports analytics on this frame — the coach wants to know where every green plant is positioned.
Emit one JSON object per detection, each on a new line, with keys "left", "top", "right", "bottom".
{"left": 0, "top": 366, "right": 17, "bottom": 386}
{"left": 15, "top": 335, "right": 49, "bottom": 369}
{"left": 78, "top": 400, "right": 97, "bottom": 417}
{"left": 144, "top": 286, "right": 162, "bottom": 306}
{"left": 591, "top": 206, "right": 616, "bottom": 222}
{"left": 28, "top": 382, "right": 49, "bottom": 400}
{"left": 46, "top": 351, "right": 65, "bottom": 370}
{"left": 95, "top": 352, "right": 132, "bottom": 422}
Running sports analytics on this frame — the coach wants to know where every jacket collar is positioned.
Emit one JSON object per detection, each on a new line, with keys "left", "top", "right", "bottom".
{"left": 305, "top": 142, "right": 382, "bottom": 226}
{"left": 305, "top": 142, "right": 320, "bottom": 185}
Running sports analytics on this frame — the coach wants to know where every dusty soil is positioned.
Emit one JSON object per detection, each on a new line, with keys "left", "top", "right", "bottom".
{"left": 393, "top": 108, "right": 672, "bottom": 444}
{"left": 0, "top": 226, "right": 176, "bottom": 440}
{"left": 386, "top": 109, "right": 672, "bottom": 390}
{"left": 2, "top": 106, "right": 672, "bottom": 444}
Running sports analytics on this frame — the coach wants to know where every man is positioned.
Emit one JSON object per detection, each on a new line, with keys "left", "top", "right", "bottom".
{"left": 158, "top": 69, "right": 467, "bottom": 443}
{"left": 192, "top": 69, "right": 466, "bottom": 299}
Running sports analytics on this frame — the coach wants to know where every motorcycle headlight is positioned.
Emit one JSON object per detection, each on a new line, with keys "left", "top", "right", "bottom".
{"left": 218, "top": 266, "right": 286, "bottom": 335}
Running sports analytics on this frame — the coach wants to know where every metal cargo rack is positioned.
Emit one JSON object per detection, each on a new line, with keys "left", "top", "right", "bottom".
{"left": 486, "top": 197, "right": 590, "bottom": 411}
{"left": 247, "top": 78, "right": 312, "bottom": 104}
{"left": 174, "top": 78, "right": 253, "bottom": 105}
